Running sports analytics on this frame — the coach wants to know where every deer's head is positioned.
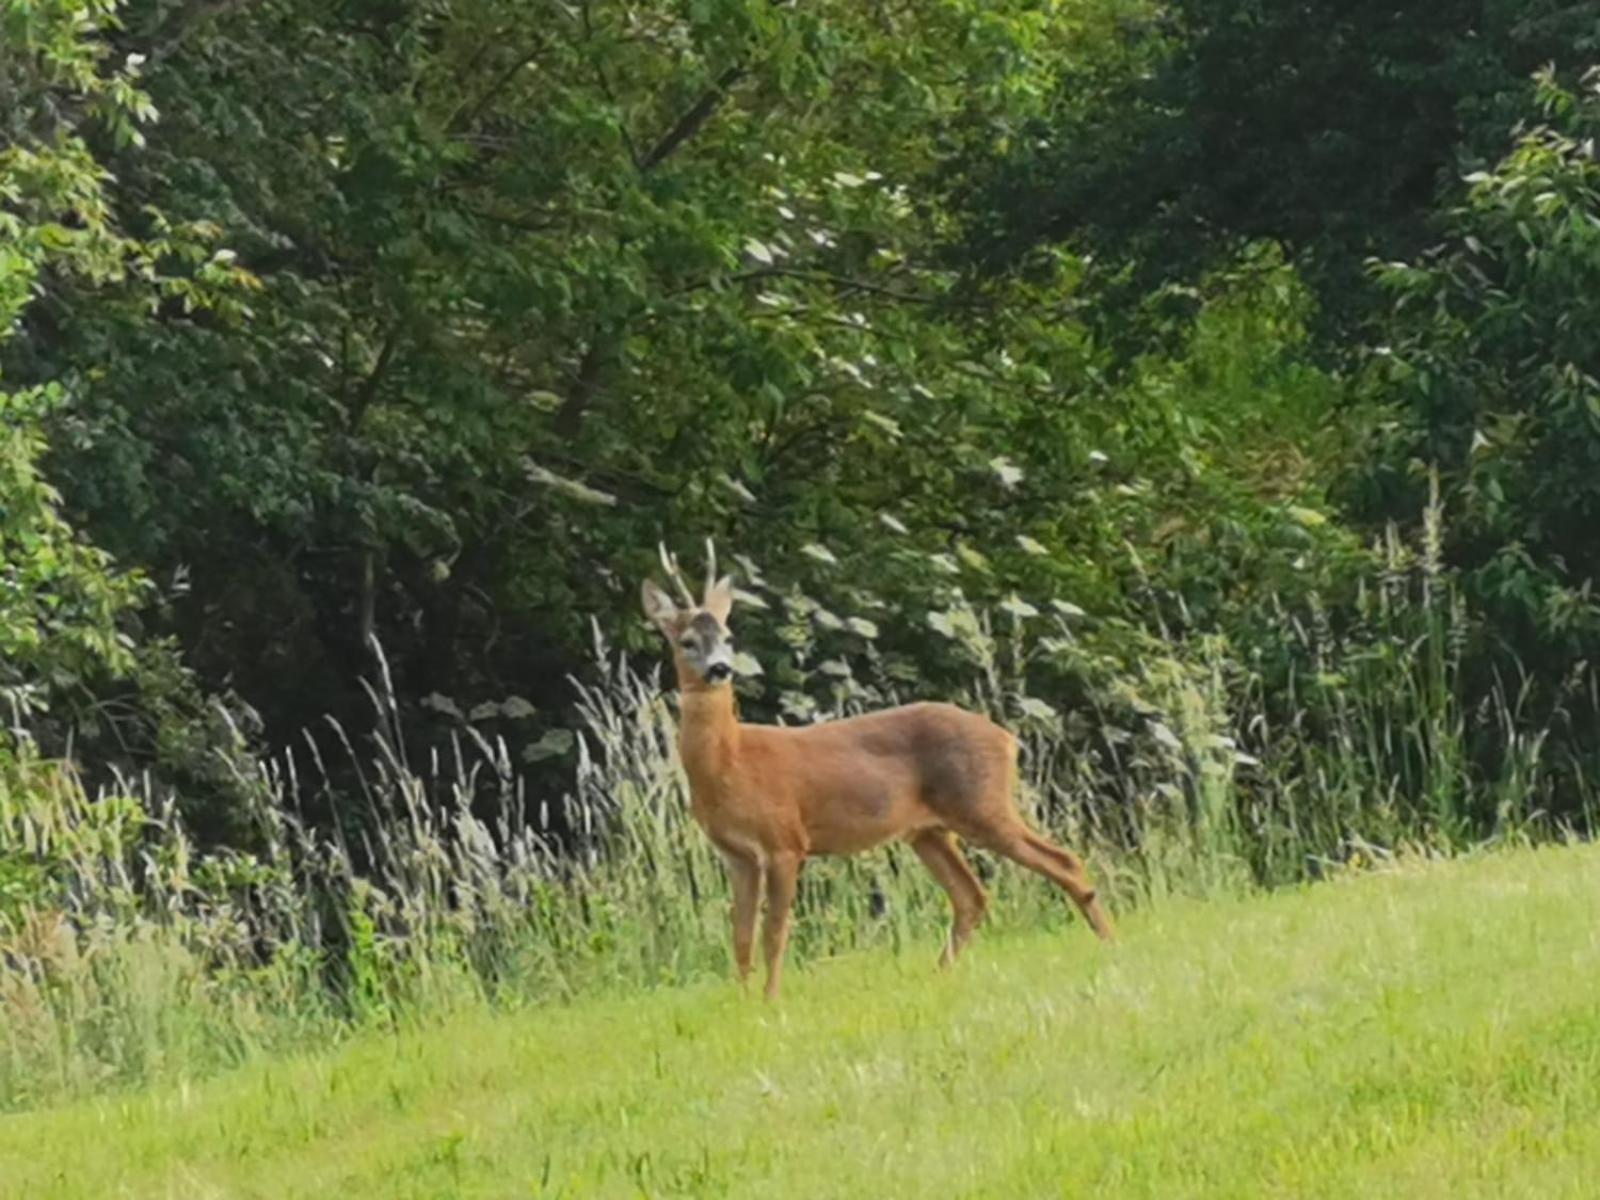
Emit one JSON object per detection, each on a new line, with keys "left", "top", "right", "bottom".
{"left": 641, "top": 541, "right": 737, "bottom": 688}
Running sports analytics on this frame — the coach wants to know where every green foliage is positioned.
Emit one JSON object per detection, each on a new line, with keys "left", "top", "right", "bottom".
{"left": 6, "top": 0, "right": 1362, "bottom": 775}
{"left": 1, "top": 2, "right": 266, "bottom": 834}
{"left": 952, "top": 0, "right": 1600, "bottom": 335}
{"left": 1365, "top": 67, "right": 1600, "bottom": 682}
{"left": 1, "top": 2, "right": 152, "bottom": 712}
{"left": 0, "top": 383, "right": 143, "bottom": 699}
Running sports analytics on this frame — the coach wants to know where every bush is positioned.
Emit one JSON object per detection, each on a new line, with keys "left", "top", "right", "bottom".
{"left": 1360, "top": 67, "right": 1600, "bottom": 813}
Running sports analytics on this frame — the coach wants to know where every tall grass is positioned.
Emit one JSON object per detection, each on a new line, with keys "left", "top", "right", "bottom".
{"left": 0, "top": 521, "right": 1586, "bottom": 1111}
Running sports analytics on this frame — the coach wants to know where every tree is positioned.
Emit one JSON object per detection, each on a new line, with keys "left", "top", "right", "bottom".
{"left": 3, "top": 1, "right": 1361, "bottom": 834}
{"left": 947, "top": 0, "right": 1600, "bottom": 339}
{"left": 3, "top": 2, "right": 173, "bottom": 722}
{"left": 2, "top": 2, "right": 261, "bottom": 838}
{"left": 1365, "top": 67, "right": 1600, "bottom": 666}
{"left": 14, "top": 1, "right": 1182, "bottom": 750}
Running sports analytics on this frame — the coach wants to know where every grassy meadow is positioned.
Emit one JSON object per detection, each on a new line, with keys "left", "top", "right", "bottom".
{"left": 5, "top": 842, "right": 1598, "bottom": 1199}
{"left": 17, "top": 6, "right": 1600, "bottom": 1198}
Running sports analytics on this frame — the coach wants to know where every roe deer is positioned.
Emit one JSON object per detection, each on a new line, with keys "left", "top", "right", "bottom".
{"left": 641, "top": 542, "right": 1114, "bottom": 999}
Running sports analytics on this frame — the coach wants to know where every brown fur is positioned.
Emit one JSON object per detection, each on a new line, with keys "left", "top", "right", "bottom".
{"left": 645, "top": 565, "right": 1114, "bottom": 998}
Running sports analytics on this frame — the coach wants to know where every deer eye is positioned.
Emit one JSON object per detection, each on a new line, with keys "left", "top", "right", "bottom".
{"left": 679, "top": 635, "right": 697, "bottom": 650}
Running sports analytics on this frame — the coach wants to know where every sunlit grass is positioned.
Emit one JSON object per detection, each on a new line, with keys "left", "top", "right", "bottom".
{"left": 6, "top": 842, "right": 1597, "bottom": 1198}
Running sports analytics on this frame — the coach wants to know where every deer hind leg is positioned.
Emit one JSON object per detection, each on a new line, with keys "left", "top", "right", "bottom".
{"left": 910, "top": 830, "right": 988, "bottom": 967}
{"left": 761, "top": 852, "right": 802, "bottom": 1000}
{"left": 722, "top": 852, "right": 761, "bottom": 985}
{"left": 984, "top": 824, "right": 1115, "bottom": 941}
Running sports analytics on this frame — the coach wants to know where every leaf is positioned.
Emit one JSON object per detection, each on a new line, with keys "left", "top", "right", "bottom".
{"left": 1015, "top": 535, "right": 1048, "bottom": 556}
{"left": 999, "top": 594, "right": 1039, "bottom": 619}
{"left": 989, "top": 455, "right": 1024, "bottom": 489}
{"left": 744, "top": 238, "right": 775, "bottom": 264}
{"left": 846, "top": 616, "right": 879, "bottom": 639}
{"left": 879, "top": 513, "right": 909, "bottom": 535}
{"left": 732, "top": 555, "right": 766, "bottom": 586}
{"left": 862, "top": 410, "right": 903, "bottom": 438}
{"left": 421, "top": 693, "right": 464, "bottom": 720}
{"left": 801, "top": 542, "right": 839, "bottom": 566}
{"left": 954, "top": 543, "right": 989, "bottom": 572}
{"left": 1017, "top": 696, "right": 1059, "bottom": 724}
{"left": 522, "top": 728, "right": 575, "bottom": 763}
{"left": 780, "top": 691, "right": 818, "bottom": 720}
{"left": 500, "top": 695, "right": 537, "bottom": 720}
{"left": 730, "top": 651, "right": 765, "bottom": 677}
{"left": 1050, "top": 599, "right": 1086, "bottom": 618}
{"left": 524, "top": 461, "right": 616, "bottom": 507}
{"left": 719, "top": 474, "right": 758, "bottom": 504}
{"left": 1149, "top": 722, "right": 1184, "bottom": 753}
{"left": 925, "top": 605, "right": 983, "bottom": 646}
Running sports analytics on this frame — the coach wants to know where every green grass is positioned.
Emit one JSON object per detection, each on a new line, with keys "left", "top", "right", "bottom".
{"left": 4, "top": 843, "right": 1599, "bottom": 1199}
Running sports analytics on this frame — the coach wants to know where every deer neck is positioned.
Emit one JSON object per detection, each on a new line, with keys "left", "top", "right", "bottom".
{"left": 677, "top": 678, "right": 740, "bottom": 789}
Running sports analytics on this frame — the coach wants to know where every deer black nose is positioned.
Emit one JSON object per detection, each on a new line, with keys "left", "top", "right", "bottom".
{"left": 704, "top": 662, "right": 734, "bottom": 683}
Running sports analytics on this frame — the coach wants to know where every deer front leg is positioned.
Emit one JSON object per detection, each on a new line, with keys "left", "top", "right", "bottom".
{"left": 723, "top": 852, "right": 761, "bottom": 985}
{"left": 761, "top": 852, "right": 801, "bottom": 1001}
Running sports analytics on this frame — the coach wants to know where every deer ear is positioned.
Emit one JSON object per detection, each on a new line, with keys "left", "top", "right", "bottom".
{"left": 703, "top": 574, "right": 735, "bottom": 624}
{"left": 641, "top": 579, "right": 680, "bottom": 632}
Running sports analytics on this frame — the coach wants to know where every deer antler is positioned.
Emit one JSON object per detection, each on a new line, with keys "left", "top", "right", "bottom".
{"left": 657, "top": 541, "right": 696, "bottom": 608}
{"left": 703, "top": 536, "right": 719, "bottom": 603}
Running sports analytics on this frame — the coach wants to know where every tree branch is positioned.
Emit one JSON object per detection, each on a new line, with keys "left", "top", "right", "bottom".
{"left": 637, "top": 64, "right": 745, "bottom": 173}
{"left": 448, "top": 40, "right": 552, "bottom": 134}
{"left": 652, "top": 265, "right": 971, "bottom": 316}
{"left": 580, "top": 0, "right": 642, "bottom": 167}
{"left": 553, "top": 337, "right": 613, "bottom": 438}
{"left": 349, "top": 324, "right": 402, "bottom": 431}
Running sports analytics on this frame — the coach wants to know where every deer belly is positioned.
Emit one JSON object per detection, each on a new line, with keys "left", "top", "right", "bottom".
{"left": 803, "top": 783, "right": 924, "bottom": 855}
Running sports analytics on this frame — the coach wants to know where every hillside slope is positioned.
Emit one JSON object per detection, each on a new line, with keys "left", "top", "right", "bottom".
{"left": 4, "top": 844, "right": 1599, "bottom": 1198}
